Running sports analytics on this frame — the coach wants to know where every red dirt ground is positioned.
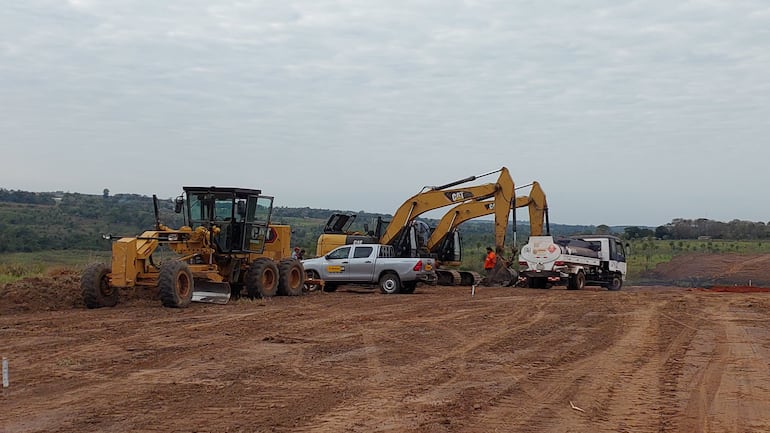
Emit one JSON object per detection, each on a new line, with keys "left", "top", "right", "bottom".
{"left": 1, "top": 255, "right": 769, "bottom": 432}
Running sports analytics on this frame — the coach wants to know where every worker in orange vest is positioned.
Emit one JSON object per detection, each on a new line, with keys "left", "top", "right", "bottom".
{"left": 484, "top": 246, "right": 497, "bottom": 276}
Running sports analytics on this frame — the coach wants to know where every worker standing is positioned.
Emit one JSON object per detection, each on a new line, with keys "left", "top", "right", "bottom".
{"left": 484, "top": 247, "right": 497, "bottom": 276}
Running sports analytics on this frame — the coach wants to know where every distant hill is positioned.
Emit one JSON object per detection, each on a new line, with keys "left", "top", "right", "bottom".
{"left": 0, "top": 188, "right": 604, "bottom": 254}
{"left": 1, "top": 188, "right": 766, "bottom": 255}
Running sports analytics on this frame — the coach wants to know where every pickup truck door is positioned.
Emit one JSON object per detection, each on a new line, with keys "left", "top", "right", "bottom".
{"left": 346, "top": 245, "right": 376, "bottom": 281}
{"left": 321, "top": 246, "right": 352, "bottom": 282}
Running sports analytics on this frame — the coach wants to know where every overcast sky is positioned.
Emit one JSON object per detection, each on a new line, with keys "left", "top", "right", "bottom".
{"left": 2, "top": 1, "right": 769, "bottom": 226}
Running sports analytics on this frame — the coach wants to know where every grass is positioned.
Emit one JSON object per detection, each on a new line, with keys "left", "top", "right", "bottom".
{"left": 626, "top": 239, "right": 770, "bottom": 281}
{"left": 2, "top": 239, "right": 770, "bottom": 285}
{"left": 0, "top": 250, "right": 110, "bottom": 284}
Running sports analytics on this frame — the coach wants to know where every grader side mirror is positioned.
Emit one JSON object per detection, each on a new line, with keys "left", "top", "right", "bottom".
{"left": 174, "top": 196, "right": 185, "bottom": 213}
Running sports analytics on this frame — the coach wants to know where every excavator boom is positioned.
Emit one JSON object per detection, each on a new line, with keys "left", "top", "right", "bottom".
{"left": 427, "top": 181, "right": 550, "bottom": 252}
{"left": 513, "top": 181, "right": 549, "bottom": 237}
{"left": 380, "top": 167, "right": 515, "bottom": 252}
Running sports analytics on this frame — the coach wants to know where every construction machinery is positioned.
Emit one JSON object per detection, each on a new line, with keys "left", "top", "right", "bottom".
{"left": 315, "top": 213, "right": 378, "bottom": 257}
{"left": 80, "top": 186, "right": 305, "bottom": 308}
{"left": 314, "top": 167, "right": 519, "bottom": 286}
{"left": 426, "top": 181, "right": 550, "bottom": 285}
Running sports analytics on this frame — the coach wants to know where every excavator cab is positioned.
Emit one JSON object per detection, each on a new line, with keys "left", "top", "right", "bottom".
{"left": 323, "top": 213, "right": 357, "bottom": 234}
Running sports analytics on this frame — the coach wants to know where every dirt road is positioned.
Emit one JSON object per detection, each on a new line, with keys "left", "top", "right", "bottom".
{"left": 2, "top": 284, "right": 769, "bottom": 433}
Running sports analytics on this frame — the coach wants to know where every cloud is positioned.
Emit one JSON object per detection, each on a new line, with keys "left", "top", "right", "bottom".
{"left": 1, "top": 0, "right": 770, "bottom": 225}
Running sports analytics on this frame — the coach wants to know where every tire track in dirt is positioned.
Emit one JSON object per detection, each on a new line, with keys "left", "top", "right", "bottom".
{"left": 676, "top": 298, "right": 770, "bottom": 433}
{"left": 455, "top": 296, "right": 669, "bottom": 433}
{"left": 289, "top": 295, "right": 553, "bottom": 432}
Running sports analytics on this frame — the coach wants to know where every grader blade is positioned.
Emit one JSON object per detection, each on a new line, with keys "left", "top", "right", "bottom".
{"left": 192, "top": 281, "right": 232, "bottom": 304}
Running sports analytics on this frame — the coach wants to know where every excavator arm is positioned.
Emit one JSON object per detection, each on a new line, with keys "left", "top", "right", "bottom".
{"left": 427, "top": 181, "right": 550, "bottom": 252}
{"left": 426, "top": 199, "right": 496, "bottom": 251}
{"left": 380, "top": 167, "right": 515, "bottom": 252}
{"left": 513, "top": 181, "right": 549, "bottom": 237}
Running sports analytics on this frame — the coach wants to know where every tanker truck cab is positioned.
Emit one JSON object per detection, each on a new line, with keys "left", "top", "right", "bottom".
{"left": 578, "top": 235, "right": 628, "bottom": 278}
{"left": 519, "top": 235, "right": 627, "bottom": 291}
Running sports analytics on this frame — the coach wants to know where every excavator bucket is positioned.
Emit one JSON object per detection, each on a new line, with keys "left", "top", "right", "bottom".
{"left": 485, "top": 262, "right": 518, "bottom": 287}
{"left": 191, "top": 280, "right": 232, "bottom": 304}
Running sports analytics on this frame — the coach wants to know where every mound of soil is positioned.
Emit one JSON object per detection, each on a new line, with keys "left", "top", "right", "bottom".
{"left": 642, "top": 253, "right": 770, "bottom": 287}
{"left": 0, "top": 268, "right": 83, "bottom": 314}
{"left": 0, "top": 268, "right": 158, "bottom": 314}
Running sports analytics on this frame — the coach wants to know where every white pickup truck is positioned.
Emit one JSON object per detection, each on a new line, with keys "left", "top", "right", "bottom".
{"left": 519, "top": 235, "right": 627, "bottom": 291}
{"left": 301, "top": 244, "right": 437, "bottom": 294}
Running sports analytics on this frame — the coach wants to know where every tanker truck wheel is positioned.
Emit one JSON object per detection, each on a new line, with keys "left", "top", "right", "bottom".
{"left": 159, "top": 261, "right": 194, "bottom": 308}
{"left": 81, "top": 263, "right": 118, "bottom": 308}
{"left": 247, "top": 258, "right": 279, "bottom": 298}
{"left": 607, "top": 275, "right": 623, "bottom": 291}
{"left": 278, "top": 259, "right": 305, "bottom": 296}
{"left": 567, "top": 271, "right": 586, "bottom": 291}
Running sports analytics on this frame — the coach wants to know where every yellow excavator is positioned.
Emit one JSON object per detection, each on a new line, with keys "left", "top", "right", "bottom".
{"left": 314, "top": 167, "right": 518, "bottom": 285}
{"left": 80, "top": 186, "right": 305, "bottom": 309}
{"left": 426, "top": 181, "right": 549, "bottom": 285}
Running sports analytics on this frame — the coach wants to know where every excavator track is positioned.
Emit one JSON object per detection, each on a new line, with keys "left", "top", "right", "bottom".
{"left": 459, "top": 271, "right": 483, "bottom": 286}
{"left": 436, "top": 269, "right": 463, "bottom": 286}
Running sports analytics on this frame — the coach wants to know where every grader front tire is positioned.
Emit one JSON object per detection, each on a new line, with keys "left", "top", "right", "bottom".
{"left": 81, "top": 263, "right": 118, "bottom": 309}
{"left": 159, "top": 261, "right": 194, "bottom": 308}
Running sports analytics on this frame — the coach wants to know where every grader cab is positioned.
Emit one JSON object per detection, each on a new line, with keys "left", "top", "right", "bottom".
{"left": 81, "top": 186, "right": 305, "bottom": 308}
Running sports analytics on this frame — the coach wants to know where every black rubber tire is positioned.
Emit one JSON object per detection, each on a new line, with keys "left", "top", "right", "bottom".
{"left": 527, "top": 277, "right": 548, "bottom": 289}
{"left": 402, "top": 281, "right": 417, "bottom": 294}
{"left": 278, "top": 259, "right": 305, "bottom": 296}
{"left": 81, "top": 263, "right": 118, "bottom": 309}
{"left": 322, "top": 283, "right": 338, "bottom": 293}
{"left": 304, "top": 270, "right": 322, "bottom": 292}
{"left": 608, "top": 275, "right": 623, "bottom": 291}
{"left": 159, "top": 261, "right": 194, "bottom": 308}
{"left": 567, "top": 275, "right": 578, "bottom": 290}
{"left": 379, "top": 272, "right": 401, "bottom": 294}
{"left": 573, "top": 270, "right": 586, "bottom": 290}
{"left": 247, "top": 258, "right": 279, "bottom": 298}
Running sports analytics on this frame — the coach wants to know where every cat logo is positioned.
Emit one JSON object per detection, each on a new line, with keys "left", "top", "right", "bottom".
{"left": 445, "top": 191, "right": 474, "bottom": 202}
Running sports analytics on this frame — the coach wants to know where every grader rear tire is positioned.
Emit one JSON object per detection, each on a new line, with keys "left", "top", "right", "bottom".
{"left": 159, "top": 261, "right": 194, "bottom": 308}
{"left": 81, "top": 263, "right": 118, "bottom": 309}
{"left": 278, "top": 259, "right": 305, "bottom": 296}
{"left": 247, "top": 258, "right": 279, "bottom": 298}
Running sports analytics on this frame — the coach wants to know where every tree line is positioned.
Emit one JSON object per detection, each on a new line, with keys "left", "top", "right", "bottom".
{"left": 1, "top": 189, "right": 768, "bottom": 254}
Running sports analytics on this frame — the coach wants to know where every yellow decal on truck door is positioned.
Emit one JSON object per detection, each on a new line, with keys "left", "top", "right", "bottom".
{"left": 326, "top": 265, "right": 344, "bottom": 273}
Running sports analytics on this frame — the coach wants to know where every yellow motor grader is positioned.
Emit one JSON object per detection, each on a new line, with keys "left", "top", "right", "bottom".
{"left": 80, "top": 186, "right": 305, "bottom": 308}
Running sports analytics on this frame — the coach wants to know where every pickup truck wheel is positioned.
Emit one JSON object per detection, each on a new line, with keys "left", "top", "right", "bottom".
{"left": 322, "top": 283, "right": 338, "bottom": 292}
{"left": 608, "top": 275, "right": 623, "bottom": 291}
{"left": 379, "top": 272, "right": 401, "bottom": 294}
{"left": 304, "top": 270, "right": 322, "bottom": 292}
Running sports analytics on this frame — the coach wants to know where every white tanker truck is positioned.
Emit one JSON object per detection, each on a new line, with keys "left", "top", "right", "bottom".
{"left": 518, "top": 235, "right": 627, "bottom": 291}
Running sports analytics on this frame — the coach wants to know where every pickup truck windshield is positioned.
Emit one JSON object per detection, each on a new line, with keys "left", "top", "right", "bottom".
{"left": 327, "top": 247, "right": 351, "bottom": 260}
